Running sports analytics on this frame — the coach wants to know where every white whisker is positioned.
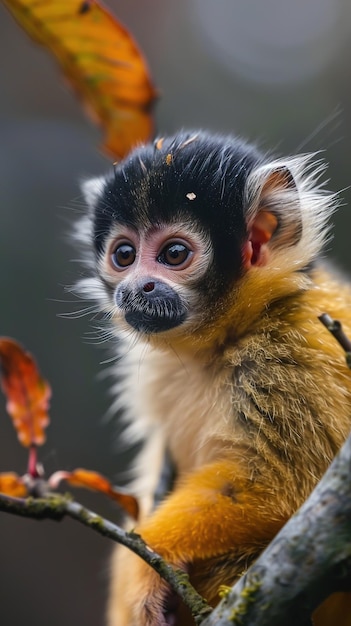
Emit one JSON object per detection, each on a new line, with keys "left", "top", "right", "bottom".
{"left": 57, "top": 305, "right": 101, "bottom": 319}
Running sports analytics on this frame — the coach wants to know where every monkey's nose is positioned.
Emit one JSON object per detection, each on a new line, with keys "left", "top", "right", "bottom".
{"left": 138, "top": 279, "right": 176, "bottom": 301}
{"left": 142, "top": 281, "right": 155, "bottom": 293}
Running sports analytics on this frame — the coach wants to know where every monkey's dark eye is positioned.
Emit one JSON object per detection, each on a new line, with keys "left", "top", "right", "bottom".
{"left": 158, "top": 242, "right": 191, "bottom": 267}
{"left": 111, "top": 243, "right": 136, "bottom": 269}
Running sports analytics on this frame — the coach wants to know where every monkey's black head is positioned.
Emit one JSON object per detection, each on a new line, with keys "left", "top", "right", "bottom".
{"left": 93, "top": 132, "right": 261, "bottom": 284}
{"left": 79, "top": 130, "right": 330, "bottom": 339}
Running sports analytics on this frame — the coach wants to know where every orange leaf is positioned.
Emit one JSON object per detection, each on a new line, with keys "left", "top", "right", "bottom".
{"left": 3, "top": 0, "right": 157, "bottom": 159}
{"left": 50, "top": 468, "right": 139, "bottom": 520}
{"left": 0, "top": 472, "right": 28, "bottom": 497}
{"left": 0, "top": 338, "right": 51, "bottom": 447}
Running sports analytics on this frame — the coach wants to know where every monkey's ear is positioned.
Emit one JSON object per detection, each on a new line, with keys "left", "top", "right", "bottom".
{"left": 81, "top": 176, "right": 107, "bottom": 209}
{"left": 244, "top": 165, "right": 302, "bottom": 267}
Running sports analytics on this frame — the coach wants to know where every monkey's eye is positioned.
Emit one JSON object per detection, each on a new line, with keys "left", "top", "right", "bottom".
{"left": 111, "top": 243, "right": 136, "bottom": 269}
{"left": 158, "top": 242, "right": 191, "bottom": 267}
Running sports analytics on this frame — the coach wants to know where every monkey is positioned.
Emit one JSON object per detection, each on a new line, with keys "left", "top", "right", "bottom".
{"left": 74, "top": 130, "right": 351, "bottom": 626}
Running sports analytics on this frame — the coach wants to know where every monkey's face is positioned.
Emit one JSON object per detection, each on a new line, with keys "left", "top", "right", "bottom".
{"left": 80, "top": 132, "right": 256, "bottom": 340}
{"left": 79, "top": 130, "right": 330, "bottom": 343}
{"left": 98, "top": 222, "right": 213, "bottom": 335}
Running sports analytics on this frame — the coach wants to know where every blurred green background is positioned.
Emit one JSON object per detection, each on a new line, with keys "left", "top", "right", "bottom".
{"left": 1, "top": 0, "right": 351, "bottom": 624}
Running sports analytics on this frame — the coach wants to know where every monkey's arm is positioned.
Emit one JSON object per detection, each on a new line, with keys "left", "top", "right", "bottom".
{"left": 108, "top": 458, "right": 287, "bottom": 626}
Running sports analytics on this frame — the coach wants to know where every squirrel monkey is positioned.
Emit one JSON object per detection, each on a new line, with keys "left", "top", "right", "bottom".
{"left": 75, "top": 131, "right": 351, "bottom": 625}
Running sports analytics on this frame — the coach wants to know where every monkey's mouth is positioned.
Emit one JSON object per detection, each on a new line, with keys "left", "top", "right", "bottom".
{"left": 124, "top": 307, "right": 187, "bottom": 334}
{"left": 116, "top": 281, "right": 188, "bottom": 334}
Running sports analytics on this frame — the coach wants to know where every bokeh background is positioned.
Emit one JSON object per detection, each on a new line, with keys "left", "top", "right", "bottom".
{"left": 1, "top": 1, "right": 351, "bottom": 624}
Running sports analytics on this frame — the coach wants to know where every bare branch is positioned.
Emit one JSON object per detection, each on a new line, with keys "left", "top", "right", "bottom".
{"left": 0, "top": 492, "right": 211, "bottom": 622}
{"left": 201, "top": 429, "right": 351, "bottom": 626}
{"left": 319, "top": 313, "right": 351, "bottom": 366}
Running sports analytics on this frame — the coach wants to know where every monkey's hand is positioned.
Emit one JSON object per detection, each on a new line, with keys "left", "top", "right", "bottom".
{"left": 109, "top": 459, "right": 287, "bottom": 626}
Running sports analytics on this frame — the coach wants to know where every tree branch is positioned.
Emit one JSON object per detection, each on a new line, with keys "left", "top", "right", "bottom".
{"left": 3, "top": 426, "right": 350, "bottom": 626}
{"left": 0, "top": 491, "right": 211, "bottom": 622}
{"left": 201, "top": 428, "right": 351, "bottom": 626}
{"left": 319, "top": 313, "right": 351, "bottom": 366}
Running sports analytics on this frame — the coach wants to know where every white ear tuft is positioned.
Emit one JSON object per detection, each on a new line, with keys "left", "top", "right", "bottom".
{"left": 245, "top": 154, "right": 338, "bottom": 269}
{"left": 81, "top": 176, "right": 107, "bottom": 208}
{"left": 71, "top": 176, "right": 108, "bottom": 262}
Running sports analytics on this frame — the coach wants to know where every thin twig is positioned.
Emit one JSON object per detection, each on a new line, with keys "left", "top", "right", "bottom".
{"left": 319, "top": 313, "right": 351, "bottom": 367}
{"left": 0, "top": 492, "right": 211, "bottom": 622}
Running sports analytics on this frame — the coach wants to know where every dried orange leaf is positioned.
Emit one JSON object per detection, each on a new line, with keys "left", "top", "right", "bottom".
{"left": 3, "top": 0, "right": 157, "bottom": 159}
{"left": 0, "top": 472, "right": 28, "bottom": 497}
{"left": 50, "top": 468, "right": 139, "bottom": 519}
{"left": 0, "top": 338, "right": 51, "bottom": 447}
